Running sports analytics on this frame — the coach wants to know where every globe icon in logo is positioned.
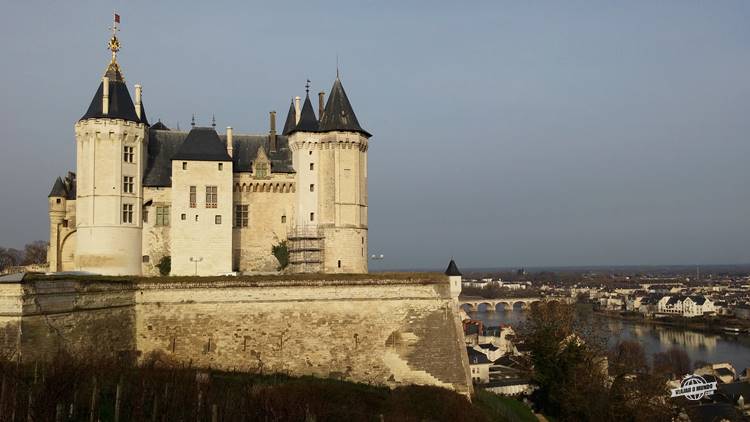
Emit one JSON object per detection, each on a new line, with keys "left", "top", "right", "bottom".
{"left": 681, "top": 375, "right": 709, "bottom": 401}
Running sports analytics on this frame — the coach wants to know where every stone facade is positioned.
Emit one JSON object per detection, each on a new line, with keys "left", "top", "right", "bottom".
{"left": 170, "top": 160, "right": 233, "bottom": 276}
{"left": 0, "top": 275, "right": 472, "bottom": 396}
{"left": 48, "top": 27, "right": 371, "bottom": 277}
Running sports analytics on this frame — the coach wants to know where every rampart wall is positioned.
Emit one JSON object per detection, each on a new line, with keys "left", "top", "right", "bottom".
{"left": 0, "top": 275, "right": 472, "bottom": 396}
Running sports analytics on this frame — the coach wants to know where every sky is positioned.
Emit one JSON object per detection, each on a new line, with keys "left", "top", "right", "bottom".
{"left": 1, "top": 1, "right": 749, "bottom": 270}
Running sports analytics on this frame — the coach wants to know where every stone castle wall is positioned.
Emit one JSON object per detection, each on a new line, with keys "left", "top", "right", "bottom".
{"left": 0, "top": 276, "right": 472, "bottom": 396}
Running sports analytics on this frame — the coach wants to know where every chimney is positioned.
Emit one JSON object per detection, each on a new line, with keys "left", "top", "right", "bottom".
{"left": 269, "top": 111, "right": 277, "bottom": 152}
{"left": 226, "top": 127, "right": 233, "bottom": 158}
{"left": 318, "top": 91, "right": 325, "bottom": 121}
{"left": 294, "top": 96, "right": 301, "bottom": 124}
{"left": 134, "top": 84, "right": 142, "bottom": 119}
{"left": 102, "top": 76, "right": 110, "bottom": 115}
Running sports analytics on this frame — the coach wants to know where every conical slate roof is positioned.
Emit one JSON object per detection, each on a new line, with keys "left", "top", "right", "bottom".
{"left": 172, "top": 127, "right": 232, "bottom": 161}
{"left": 139, "top": 102, "right": 149, "bottom": 126}
{"left": 319, "top": 78, "right": 370, "bottom": 137}
{"left": 289, "top": 94, "right": 319, "bottom": 134}
{"left": 282, "top": 100, "right": 296, "bottom": 135}
{"left": 48, "top": 177, "right": 67, "bottom": 197}
{"left": 80, "top": 80, "right": 141, "bottom": 123}
{"left": 445, "top": 259, "right": 462, "bottom": 276}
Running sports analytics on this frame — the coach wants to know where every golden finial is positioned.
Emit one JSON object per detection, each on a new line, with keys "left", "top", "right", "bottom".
{"left": 104, "top": 12, "right": 124, "bottom": 82}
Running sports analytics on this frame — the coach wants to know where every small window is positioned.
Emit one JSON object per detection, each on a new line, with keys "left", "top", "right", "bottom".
{"left": 143, "top": 209, "right": 148, "bottom": 223}
{"left": 310, "top": 212, "right": 314, "bottom": 222}
{"left": 281, "top": 215, "right": 286, "bottom": 224}
{"left": 156, "top": 206, "right": 170, "bottom": 226}
{"left": 123, "top": 146, "right": 135, "bottom": 163}
{"left": 309, "top": 151, "right": 313, "bottom": 155}
{"left": 181, "top": 213, "right": 186, "bottom": 220}
{"left": 309, "top": 163, "right": 314, "bottom": 171}
{"left": 235, "top": 205, "right": 248, "bottom": 227}
{"left": 189, "top": 186, "right": 196, "bottom": 208}
{"left": 195, "top": 215, "right": 199, "bottom": 222}
{"left": 123, "top": 176, "right": 134, "bottom": 193}
{"left": 142, "top": 255, "right": 150, "bottom": 263}
{"left": 309, "top": 184, "right": 314, "bottom": 192}
{"left": 218, "top": 163, "right": 223, "bottom": 171}
{"left": 215, "top": 215, "right": 222, "bottom": 224}
{"left": 62, "top": 220, "right": 68, "bottom": 228}
{"left": 182, "top": 162, "right": 187, "bottom": 170}
{"left": 338, "top": 260, "right": 341, "bottom": 268}
{"left": 206, "top": 186, "right": 218, "bottom": 208}
{"left": 122, "top": 204, "right": 133, "bottom": 223}
{"left": 56, "top": 198, "right": 61, "bottom": 204}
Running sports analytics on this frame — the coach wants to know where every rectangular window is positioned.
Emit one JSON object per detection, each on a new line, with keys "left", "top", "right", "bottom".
{"left": 235, "top": 205, "right": 248, "bottom": 228}
{"left": 143, "top": 209, "right": 148, "bottom": 223}
{"left": 123, "top": 176, "right": 134, "bottom": 193}
{"left": 142, "top": 255, "right": 150, "bottom": 263}
{"left": 309, "top": 163, "right": 314, "bottom": 171}
{"left": 215, "top": 215, "right": 222, "bottom": 225}
{"left": 123, "top": 146, "right": 134, "bottom": 163}
{"left": 181, "top": 213, "right": 186, "bottom": 221}
{"left": 122, "top": 204, "right": 133, "bottom": 223}
{"left": 156, "top": 206, "right": 170, "bottom": 226}
{"left": 182, "top": 162, "right": 187, "bottom": 170}
{"left": 281, "top": 215, "right": 286, "bottom": 224}
{"left": 206, "top": 186, "right": 217, "bottom": 208}
{"left": 189, "top": 186, "right": 196, "bottom": 208}
{"left": 310, "top": 212, "right": 315, "bottom": 222}
{"left": 309, "top": 184, "right": 315, "bottom": 192}
{"left": 218, "top": 163, "right": 223, "bottom": 171}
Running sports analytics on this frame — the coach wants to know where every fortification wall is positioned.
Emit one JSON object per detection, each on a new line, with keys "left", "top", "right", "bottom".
{"left": 0, "top": 276, "right": 472, "bottom": 395}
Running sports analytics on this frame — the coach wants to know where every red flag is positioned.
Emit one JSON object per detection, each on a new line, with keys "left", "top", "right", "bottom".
{"left": 114, "top": 13, "right": 120, "bottom": 24}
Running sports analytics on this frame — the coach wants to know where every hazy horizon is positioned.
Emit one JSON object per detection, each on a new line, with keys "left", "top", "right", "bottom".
{"left": 2, "top": 1, "right": 749, "bottom": 270}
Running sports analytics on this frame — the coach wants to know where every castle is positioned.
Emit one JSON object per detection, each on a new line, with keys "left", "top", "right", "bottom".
{"left": 47, "top": 22, "right": 371, "bottom": 276}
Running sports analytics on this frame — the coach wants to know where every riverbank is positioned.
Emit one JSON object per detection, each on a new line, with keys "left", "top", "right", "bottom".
{"left": 592, "top": 309, "right": 750, "bottom": 336}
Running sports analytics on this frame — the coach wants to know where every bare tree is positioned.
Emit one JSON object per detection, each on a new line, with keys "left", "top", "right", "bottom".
{"left": 23, "top": 241, "right": 48, "bottom": 265}
{"left": 0, "top": 247, "right": 23, "bottom": 271}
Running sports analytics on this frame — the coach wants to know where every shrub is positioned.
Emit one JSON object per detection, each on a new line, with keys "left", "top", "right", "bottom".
{"left": 272, "top": 241, "right": 289, "bottom": 270}
{"left": 156, "top": 256, "right": 171, "bottom": 276}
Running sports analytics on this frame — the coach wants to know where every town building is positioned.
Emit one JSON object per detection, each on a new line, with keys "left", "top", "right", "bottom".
{"left": 47, "top": 21, "right": 371, "bottom": 276}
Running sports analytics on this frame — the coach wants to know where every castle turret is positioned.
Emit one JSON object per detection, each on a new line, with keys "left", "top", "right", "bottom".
{"left": 74, "top": 18, "right": 148, "bottom": 275}
{"left": 48, "top": 178, "right": 67, "bottom": 272}
{"left": 289, "top": 77, "right": 371, "bottom": 273}
{"left": 445, "top": 258, "right": 463, "bottom": 300}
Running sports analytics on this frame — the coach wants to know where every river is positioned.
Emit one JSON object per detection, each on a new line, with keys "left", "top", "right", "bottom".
{"left": 467, "top": 308, "right": 750, "bottom": 371}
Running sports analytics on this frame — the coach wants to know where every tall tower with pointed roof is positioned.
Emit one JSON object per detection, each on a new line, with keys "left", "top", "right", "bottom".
{"left": 288, "top": 77, "right": 371, "bottom": 273}
{"left": 73, "top": 17, "right": 149, "bottom": 275}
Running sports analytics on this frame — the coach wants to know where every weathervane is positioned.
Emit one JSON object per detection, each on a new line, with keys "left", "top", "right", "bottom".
{"left": 305, "top": 79, "right": 311, "bottom": 94}
{"left": 108, "top": 12, "right": 121, "bottom": 61}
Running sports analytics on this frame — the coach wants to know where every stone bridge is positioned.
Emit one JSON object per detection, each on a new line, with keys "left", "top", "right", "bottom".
{"left": 459, "top": 295, "right": 571, "bottom": 312}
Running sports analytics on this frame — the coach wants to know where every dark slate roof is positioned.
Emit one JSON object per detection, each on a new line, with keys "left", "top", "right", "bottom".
{"left": 172, "top": 127, "right": 232, "bottom": 162}
{"left": 139, "top": 102, "right": 149, "bottom": 126}
{"left": 690, "top": 295, "right": 707, "bottom": 305}
{"left": 150, "top": 120, "right": 170, "bottom": 131}
{"left": 80, "top": 80, "right": 142, "bottom": 123}
{"left": 289, "top": 94, "right": 319, "bottom": 133}
{"left": 319, "top": 78, "right": 371, "bottom": 137}
{"left": 445, "top": 259, "right": 462, "bottom": 276}
{"left": 143, "top": 129, "right": 294, "bottom": 187}
{"left": 466, "top": 347, "right": 491, "bottom": 365}
{"left": 48, "top": 177, "right": 67, "bottom": 197}
{"left": 282, "top": 100, "right": 296, "bottom": 135}
{"left": 478, "top": 343, "right": 499, "bottom": 351}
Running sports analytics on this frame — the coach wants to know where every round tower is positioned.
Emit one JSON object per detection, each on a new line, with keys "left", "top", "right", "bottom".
{"left": 48, "top": 177, "right": 68, "bottom": 272}
{"left": 291, "top": 77, "right": 371, "bottom": 274}
{"left": 74, "top": 21, "right": 148, "bottom": 275}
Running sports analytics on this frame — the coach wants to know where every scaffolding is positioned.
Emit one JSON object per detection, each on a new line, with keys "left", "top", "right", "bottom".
{"left": 288, "top": 225, "right": 324, "bottom": 273}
